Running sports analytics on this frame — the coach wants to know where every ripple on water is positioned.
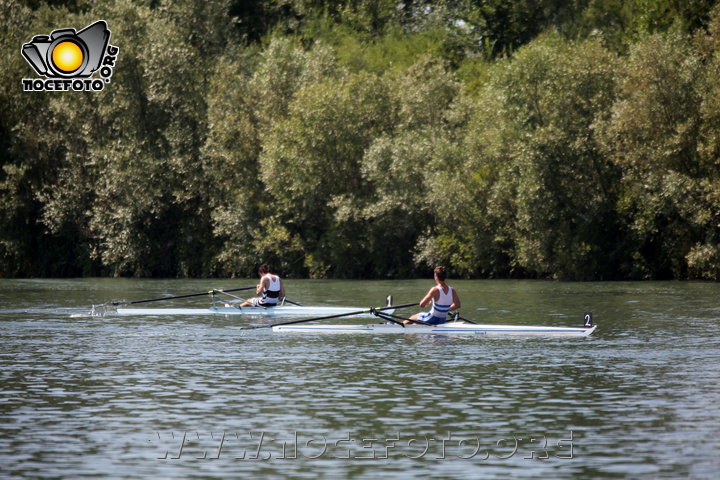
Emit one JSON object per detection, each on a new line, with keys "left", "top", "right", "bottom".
{"left": 2, "top": 279, "right": 720, "bottom": 479}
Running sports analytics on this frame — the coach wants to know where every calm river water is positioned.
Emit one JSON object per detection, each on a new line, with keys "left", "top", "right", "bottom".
{"left": 1, "top": 278, "right": 719, "bottom": 479}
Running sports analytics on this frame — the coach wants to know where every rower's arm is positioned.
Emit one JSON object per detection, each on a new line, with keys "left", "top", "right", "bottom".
{"left": 450, "top": 288, "right": 461, "bottom": 310}
{"left": 256, "top": 277, "right": 267, "bottom": 295}
{"left": 419, "top": 287, "right": 436, "bottom": 308}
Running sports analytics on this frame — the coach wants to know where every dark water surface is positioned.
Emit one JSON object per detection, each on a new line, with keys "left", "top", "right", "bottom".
{"left": 1, "top": 279, "right": 719, "bottom": 479}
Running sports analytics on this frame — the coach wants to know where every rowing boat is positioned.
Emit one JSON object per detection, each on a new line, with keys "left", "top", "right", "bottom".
{"left": 115, "top": 305, "right": 386, "bottom": 317}
{"left": 272, "top": 321, "right": 596, "bottom": 337}
{"left": 109, "top": 294, "right": 398, "bottom": 318}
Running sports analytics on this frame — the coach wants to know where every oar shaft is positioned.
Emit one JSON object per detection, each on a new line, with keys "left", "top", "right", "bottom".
{"left": 111, "top": 286, "right": 255, "bottom": 306}
{"left": 372, "top": 310, "right": 406, "bottom": 326}
{"left": 250, "top": 302, "right": 418, "bottom": 329}
{"left": 374, "top": 310, "right": 434, "bottom": 327}
{"left": 282, "top": 298, "right": 303, "bottom": 306}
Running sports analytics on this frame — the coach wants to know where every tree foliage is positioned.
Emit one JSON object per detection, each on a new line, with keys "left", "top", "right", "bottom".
{"left": 1, "top": 0, "right": 720, "bottom": 279}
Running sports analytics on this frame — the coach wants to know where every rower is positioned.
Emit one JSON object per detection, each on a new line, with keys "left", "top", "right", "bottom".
{"left": 239, "top": 264, "right": 285, "bottom": 307}
{"left": 406, "top": 266, "right": 461, "bottom": 325}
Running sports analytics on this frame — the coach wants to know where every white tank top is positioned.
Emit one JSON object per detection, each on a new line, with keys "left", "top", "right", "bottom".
{"left": 262, "top": 274, "right": 281, "bottom": 303}
{"left": 430, "top": 285, "right": 453, "bottom": 318}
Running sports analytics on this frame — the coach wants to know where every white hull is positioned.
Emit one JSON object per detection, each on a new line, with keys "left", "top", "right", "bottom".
{"left": 115, "top": 305, "right": 382, "bottom": 317}
{"left": 272, "top": 321, "right": 597, "bottom": 337}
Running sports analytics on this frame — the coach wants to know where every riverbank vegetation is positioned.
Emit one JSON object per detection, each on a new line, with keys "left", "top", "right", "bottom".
{"left": 2, "top": 0, "right": 720, "bottom": 279}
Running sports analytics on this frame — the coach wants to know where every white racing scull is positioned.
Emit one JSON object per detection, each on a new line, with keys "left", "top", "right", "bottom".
{"left": 272, "top": 321, "right": 596, "bottom": 337}
{"left": 91, "top": 286, "right": 396, "bottom": 318}
{"left": 269, "top": 312, "right": 596, "bottom": 337}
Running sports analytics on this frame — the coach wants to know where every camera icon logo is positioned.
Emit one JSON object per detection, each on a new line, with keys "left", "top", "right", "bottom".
{"left": 22, "top": 20, "right": 110, "bottom": 77}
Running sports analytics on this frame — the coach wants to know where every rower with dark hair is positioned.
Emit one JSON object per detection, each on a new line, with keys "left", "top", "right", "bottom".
{"left": 240, "top": 264, "right": 285, "bottom": 307}
{"left": 406, "top": 266, "right": 461, "bottom": 325}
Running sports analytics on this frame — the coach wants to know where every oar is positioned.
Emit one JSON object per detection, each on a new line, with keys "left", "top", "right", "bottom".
{"left": 373, "top": 309, "right": 435, "bottom": 327}
{"left": 109, "top": 286, "right": 256, "bottom": 307}
{"left": 281, "top": 298, "right": 303, "bottom": 306}
{"left": 242, "top": 302, "right": 419, "bottom": 330}
{"left": 371, "top": 311, "right": 405, "bottom": 326}
{"left": 450, "top": 312, "right": 478, "bottom": 324}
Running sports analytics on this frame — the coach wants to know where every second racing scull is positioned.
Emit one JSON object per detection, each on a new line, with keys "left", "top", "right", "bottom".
{"left": 272, "top": 321, "right": 596, "bottom": 336}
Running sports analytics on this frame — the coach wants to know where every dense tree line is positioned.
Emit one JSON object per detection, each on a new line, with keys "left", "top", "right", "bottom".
{"left": 1, "top": 0, "right": 720, "bottom": 279}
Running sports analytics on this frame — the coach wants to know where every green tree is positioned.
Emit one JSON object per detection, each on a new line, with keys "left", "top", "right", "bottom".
{"left": 506, "top": 36, "right": 621, "bottom": 279}
{"left": 86, "top": 0, "right": 218, "bottom": 276}
{"left": 427, "top": 35, "right": 621, "bottom": 279}
{"left": 3, "top": 0, "right": 720, "bottom": 280}
{"left": 1, "top": 3, "right": 104, "bottom": 276}
{"left": 362, "top": 56, "right": 463, "bottom": 276}
{"left": 597, "top": 30, "right": 713, "bottom": 278}
{"left": 205, "top": 37, "right": 338, "bottom": 276}
{"left": 260, "top": 69, "right": 395, "bottom": 277}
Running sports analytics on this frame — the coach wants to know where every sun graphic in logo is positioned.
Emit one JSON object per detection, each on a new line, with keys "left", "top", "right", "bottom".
{"left": 51, "top": 41, "right": 84, "bottom": 73}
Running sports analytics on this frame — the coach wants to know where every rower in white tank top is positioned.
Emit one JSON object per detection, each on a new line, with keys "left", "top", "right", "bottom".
{"left": 429, "top": 285, "right": 453, "bottom": 319}
{"left": 406, "top": 266, "right": 461, "bottom": 325}
{"left": 239, "top": 264, "right": 285, "bottom": 307}
{"left": 260, "top": 274, "right": 282, "bottom": 305}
